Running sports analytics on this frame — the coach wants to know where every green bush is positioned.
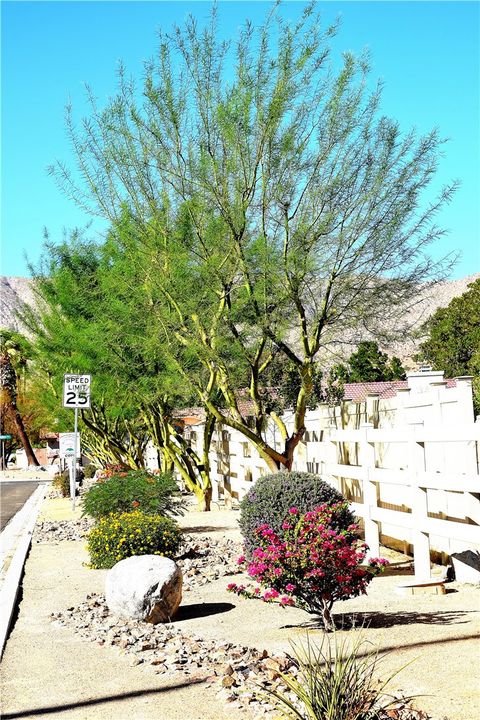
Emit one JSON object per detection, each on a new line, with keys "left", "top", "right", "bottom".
{"left": 87, "top": 510, "right": 182, "bottom": 569}
{"left": 52, "top": 469, "right": 83, "bottom": 497}
{"left": 82, "top": 469, "right": 180, "bottom": 520}
{"left": 52, "top": 472, "right": 72, "bottom": 498}
{"left": 239, "top": 471, "right": 355, "bottom": 555}
{"left": 83, "top": 463, "right": 98, "bottom": 479}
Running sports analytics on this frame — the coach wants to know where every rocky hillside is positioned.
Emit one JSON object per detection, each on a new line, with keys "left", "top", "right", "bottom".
{"left": 1, "top": 273, "right": 478, "bottom": 363}
{"left": 0, "top": 276, "right": 37, "bottom": 333}
{"left": 387, "top": 273, "right": 479, "bottom": 363}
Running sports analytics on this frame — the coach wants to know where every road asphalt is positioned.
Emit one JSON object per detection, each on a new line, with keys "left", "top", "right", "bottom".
{"left": 0, "top": 481, "right": 42, "bottom": 531}
{"left": 0, "top": 495, "right": 479, "bottom": 720}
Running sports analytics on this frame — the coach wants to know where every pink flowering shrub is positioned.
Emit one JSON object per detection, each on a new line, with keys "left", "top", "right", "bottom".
{"left": 227, "top": 502, "right": 388, "bottom": 629}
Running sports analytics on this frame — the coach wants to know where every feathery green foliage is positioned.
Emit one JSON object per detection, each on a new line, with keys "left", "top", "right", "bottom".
{"left": 45, "top": 2, "right": 456, "bottom": 473}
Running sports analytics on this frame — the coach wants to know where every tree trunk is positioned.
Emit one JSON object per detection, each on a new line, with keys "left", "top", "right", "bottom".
{"left": 245, "top": 429, "right": 305, "bottom": 474}
{"left": 283, "top": 429, "right": 306, "bottom": 471}
{"left": 10, "top": 406, "right": 39, "bottom": 466}
{"left": 194, "top": 484, "right": 212, "bottom": 511}
{"left": 319, "top": 596, "right": 334, "bottom": 631}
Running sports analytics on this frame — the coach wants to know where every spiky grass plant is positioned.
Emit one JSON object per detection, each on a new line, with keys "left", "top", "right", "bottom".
{"left": 265, "top": 631, "right": 413, "bottom": 720}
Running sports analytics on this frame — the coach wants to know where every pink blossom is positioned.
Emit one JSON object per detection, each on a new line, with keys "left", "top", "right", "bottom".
{"left": 288, "top": 507, "right": 298, "bottom": 515}
{"left": 226, "top": 583, "right": 237, "bottom": 591}
{"left": 236, "top": 555, "right": 246, "bottom": 565}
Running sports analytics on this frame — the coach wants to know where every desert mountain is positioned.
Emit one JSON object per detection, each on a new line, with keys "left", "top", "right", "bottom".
{"left": 1, "top": 272, "right": 478, "bottom": 365}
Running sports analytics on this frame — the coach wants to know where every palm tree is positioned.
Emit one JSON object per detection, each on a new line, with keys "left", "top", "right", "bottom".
{"left": 0, "top": 331, "right": 40, "bottom": 467}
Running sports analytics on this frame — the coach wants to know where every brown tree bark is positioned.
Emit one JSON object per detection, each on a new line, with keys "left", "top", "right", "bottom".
{"left": 9, "top": 406, "right": 40, "bottom": 466}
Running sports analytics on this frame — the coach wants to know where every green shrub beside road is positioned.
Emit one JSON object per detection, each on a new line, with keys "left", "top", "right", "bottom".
{"left": 82, "top": 469, "right": 180, "bottom": 520}
{"left": 239, "top": 471, "right": 355, "bottom": 556}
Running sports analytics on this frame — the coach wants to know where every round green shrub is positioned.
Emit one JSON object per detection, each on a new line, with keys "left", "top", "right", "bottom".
{"left": 239, "top": 471, "right": 356, "bottom": 555}
{"left": 52, "top": 470, "right": 82, "bottom": 497}
{"left": 82, "top": 469, "right": 180, "bottom": 520}
{"left": 52, "top": 472, "right": 71, "bottom": 498}
{"left": 87, "top": 510, "right": 182, "bottom": 569}
{"left": 83, "top": 463, "right": 98, "bottom": 479}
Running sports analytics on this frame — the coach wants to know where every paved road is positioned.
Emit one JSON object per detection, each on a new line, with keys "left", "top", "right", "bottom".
{"left": 0, "top": 482, "right": 41, "bottom": 531}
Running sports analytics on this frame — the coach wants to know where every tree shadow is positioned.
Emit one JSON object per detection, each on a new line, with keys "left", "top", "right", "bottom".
{"left": 180, "top": 525, "right": 236, "bottom": 534}
{"left": 1, "top": 678, "right": 206, "bottom": 718}
{"left": 173, "top": 601, "right": 235, "bottom": 622}
{"left": 282, "top": 609, "right": 474, "bottom": 630}
{"left": 334, "top": 609, "right": 475, "bottom": 629}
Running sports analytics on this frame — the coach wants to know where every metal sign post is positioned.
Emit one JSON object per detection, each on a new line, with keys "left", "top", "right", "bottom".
{"left": 62, "top": 374, "right": 91, "bottom": 510}
{"left": 0, "top": 434, "right": 12, "bottom": 471}
{"left": 72, "top": 406, "right": 79, "bottom": 510}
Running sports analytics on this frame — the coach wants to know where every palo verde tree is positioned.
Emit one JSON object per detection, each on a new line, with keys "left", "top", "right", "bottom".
{"left": 24, "top": 230, "right": 217, "bottom": 509}
{"left": 49, "top": 2, "right": 456, "bottom": 471}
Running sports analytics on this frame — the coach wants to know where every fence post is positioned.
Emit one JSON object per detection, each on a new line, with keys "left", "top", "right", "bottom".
{"left": 396, "top": 387, "right": 411, "bottom": 427}
{"left": 320, "top": 423, "right": 340, "bottom": 492}
{"left": 360, "top": 423, "right": 380, "bottom": 557}
{"left": 409, "top": 431, "right": 431, "bottom": 578}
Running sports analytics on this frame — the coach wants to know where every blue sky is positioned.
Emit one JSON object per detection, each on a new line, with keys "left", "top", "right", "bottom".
{"left": 2, "top": 0, "right": 479, "bottom": 278}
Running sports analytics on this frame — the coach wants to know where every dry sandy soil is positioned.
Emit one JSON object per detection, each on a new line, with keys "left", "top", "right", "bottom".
{"left": 1, "top": 499, "right": 479, "bottom": 720}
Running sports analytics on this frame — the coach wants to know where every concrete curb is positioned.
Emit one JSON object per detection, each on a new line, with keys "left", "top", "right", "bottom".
{"left": 0, "top": 482, "right": 48, "bottom": 658}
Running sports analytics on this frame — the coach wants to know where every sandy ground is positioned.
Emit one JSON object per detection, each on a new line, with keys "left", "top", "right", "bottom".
{"left": 1, "top": 498, "right": 479, "bottom": 720}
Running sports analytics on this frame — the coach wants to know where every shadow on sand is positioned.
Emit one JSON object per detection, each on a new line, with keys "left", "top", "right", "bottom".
{"left": 181, "top": 525, "right": 236, "bottom": 534}
{"left": 282, "top": 608, "right": 475, "bottom": 631}
{"left": 173, "top": 601, "right": 235, "bottom": 622}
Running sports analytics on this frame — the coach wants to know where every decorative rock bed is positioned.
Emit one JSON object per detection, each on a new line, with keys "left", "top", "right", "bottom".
{"left": 178, "top": 536, "right": 242, "bottom": 590}
{"left": 34, "top": 517, "right": 95, "bottom": 543}
{"left": 37, "top": 517, "right": 431, "bottom": 719}
{"left": 50, "top": 593, "right": 430, "bottom": 720}
{"left": 34, "top": 519, "right": 243, "bottom": 590}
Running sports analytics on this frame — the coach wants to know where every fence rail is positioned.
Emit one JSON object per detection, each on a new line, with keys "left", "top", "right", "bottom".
{"left": 321, "top": 422, "right": 480, "bottom": 578}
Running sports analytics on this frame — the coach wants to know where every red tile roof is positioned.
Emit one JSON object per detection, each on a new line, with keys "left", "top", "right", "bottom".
{"left": 343, "top": 379, "right": 456, "bottom": 402}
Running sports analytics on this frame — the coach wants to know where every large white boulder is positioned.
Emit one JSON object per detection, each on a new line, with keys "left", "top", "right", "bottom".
{"left": 105, "top": 555, "right": 182, "bottom": 623}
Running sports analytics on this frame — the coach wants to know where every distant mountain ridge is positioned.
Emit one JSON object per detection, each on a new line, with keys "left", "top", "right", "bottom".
{"left": 0, "top": 276, "right": 37, "bottom": 333}
{"left": 1, "top": 272, "right": 479, "bottom": 364}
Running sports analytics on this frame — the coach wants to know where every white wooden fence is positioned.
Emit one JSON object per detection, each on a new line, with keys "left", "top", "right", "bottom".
{"left": 320, "top": 422, "right": 480, "bottom": 578}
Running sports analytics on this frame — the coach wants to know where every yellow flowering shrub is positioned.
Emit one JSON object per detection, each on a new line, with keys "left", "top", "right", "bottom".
{"left": 87, "top": 511, "right": 182, "bottom": 569}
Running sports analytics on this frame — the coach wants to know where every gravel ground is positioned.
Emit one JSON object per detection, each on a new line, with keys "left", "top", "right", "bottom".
{"left": 32, "top": 506, "right": 430, "bottom": 718}
{"left": 50, "top": 591, "right": 428, "bottom": 720}
{"left": 2, "top": 498, "right": 479, "bottom": 720}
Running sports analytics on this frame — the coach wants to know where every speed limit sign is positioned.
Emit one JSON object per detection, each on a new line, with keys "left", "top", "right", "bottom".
{"left": 63, "top": 374, "right": 91, "bottom": 408}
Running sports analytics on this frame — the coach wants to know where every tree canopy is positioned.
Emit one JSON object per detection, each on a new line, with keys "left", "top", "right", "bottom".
{"left": 39, "top": 1, "right": 456, "bottom": 475}
{"left": 330, "top": 341, "right": 406, "bottom": 383}
{"left": 24, "top": 227, "right": 218, "bottom": 508}
{"left": 417, "top": 278, "right": 480, "bottom": 412}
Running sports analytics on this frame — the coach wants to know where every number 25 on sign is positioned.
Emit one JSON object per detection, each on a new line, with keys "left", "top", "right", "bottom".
{"left": 63, "top": 373, "right": 91, "bottom": 512}
{"left": 63, "top": 374, "right": 91, "bottom": 408}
